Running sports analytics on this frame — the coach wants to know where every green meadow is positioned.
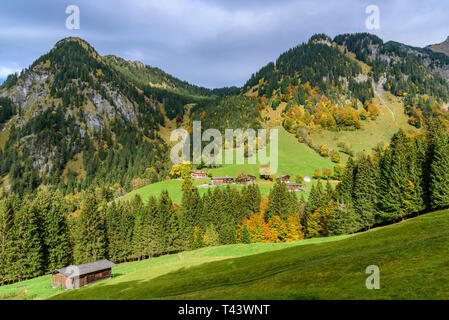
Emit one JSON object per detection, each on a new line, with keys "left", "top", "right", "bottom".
{"left": 48, "top": 208, "right": 449, "bottom": 300}
{"left": 0, "top": 236, "right": 347, "bottom": 300}
{"left": 124, "top": 127, "right": 334, "bottom": 204}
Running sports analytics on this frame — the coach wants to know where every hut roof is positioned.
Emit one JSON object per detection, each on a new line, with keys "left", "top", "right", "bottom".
{"left": 52, "top": 260, "right": 116, "bottom": 278}
{"left": 211, "top": 176, "right": 234, "bottom": 180}
{"left": 259, "top": 166, "right": 273, "bottom": 175}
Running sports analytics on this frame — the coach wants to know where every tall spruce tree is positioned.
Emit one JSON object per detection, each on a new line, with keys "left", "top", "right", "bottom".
{"left": 0, "top": 199, "right": 13, "bottom": 284}
{"left": 428, "top": 119, "right": 449, "bottom": 208}
{"left": 377, "top": 130, "right": 411, "bottom": 221}
{"left": 266, "top": 180, "right": 297, "bottom": 221}
{"left": 38, "top": 190, "right": 71, "bottom": 271}
{"left": 180, "top": 180, "right": 202, "bottom": 250}
{"left": 329, "top": 158, "right": 360, "bottom": 234}
{"left": 157, "top": 190, "right": 176, "bottom": 254}
{"left": 8, "top": 199, "right": 44, "bottom": 281}
{"left": 105, "top": 202, "right": 121, "bottom": 262}
{"left": 73, "top": 191, "right": 107, "bottom": 264}
{"left": 353, "top": 155, "right": 378, "bottom": 229}
{"left": 133, "top": 196, "right": 158, "bottom": 259}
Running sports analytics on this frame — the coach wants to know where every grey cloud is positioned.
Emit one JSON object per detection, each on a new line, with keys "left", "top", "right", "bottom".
{"left": 0, "top": 0, "right": 448, "bottom": 87}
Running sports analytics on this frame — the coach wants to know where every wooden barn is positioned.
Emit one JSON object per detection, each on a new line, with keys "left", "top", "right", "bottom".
{"left": 286, "top": 183, "right": 304, "bottom": 192}
{"left": 276, "top": 175, "right": 290, "bottom": 183}
{"left": 211, "top": 176, "right": 234, "bottom": 186}
{"left": 259, "top": 165, "right": 274, "bottom": 180}
{"left": 51, "top": 259, "right": 116, "bottom": 289}
{"left": 191, "top": 170, "right": 208, "bottom": 180}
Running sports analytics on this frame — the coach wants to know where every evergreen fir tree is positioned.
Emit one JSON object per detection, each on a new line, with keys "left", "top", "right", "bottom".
{"left": 8, "top": 199, "right": 44, "bottom": 281}
{"left": 180, "top": 182, "right": 202, "bottom": 250}
{"left": 241, "top": 224, "right": 252, "bottom": 244}
{"left": 133, "top": 196, "right": 158, "bottom": 259}
{"left": 266, "top": 180, "right": 297, "bottom": 221}
{"left": 38, "top": 190, "right": 71, "bottom": 271}
{"left": 73, "top": 191, "right": 107, "bottom": 264}
{"left": 0, "top": 199, "right": 13, "bottom": 284}
{"left": 428, "top": 119, "right": 449, "bottom": 209}
{"left": 377, "top": 130, "right": 411, "bottom": 221}
{"left": 353, "top": 155, "right": 378, "bottom": 229}
{"left": 157, "top": 190, "right": 176, "bottom": 254}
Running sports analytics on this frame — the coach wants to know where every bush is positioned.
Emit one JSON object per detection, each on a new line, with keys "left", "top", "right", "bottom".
{"left": 314, "top": 168, "right": 322, "bottom": 179}
{"left": 320, "top": 144, "right": 330, "bottom": 157}
{"left": 295, "top": 174, "right": 304, "bottom": 185}
{"left": 331, "top": 151, "right": 341, "bottom": 163}
{"left": 323, "top": 167, "right": 332, "bottom": 179}
{"left": 333, "top": 164, "right": 345, "bottom": 180}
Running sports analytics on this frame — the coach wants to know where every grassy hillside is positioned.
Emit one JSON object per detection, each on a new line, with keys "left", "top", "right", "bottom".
{"left": 310, "top": 88, "right": 418, "bottom": 161}
{"left": 123, "top": 127, "right": 334, "bottom": 204}
{"left": 0, "top": 236, "right": 348, "bottom": 300}
{"left": 50, "top": 208, "right": 449, "bottom": 300}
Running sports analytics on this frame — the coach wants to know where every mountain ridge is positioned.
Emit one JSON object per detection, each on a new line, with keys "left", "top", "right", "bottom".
{"left": 0, "top": 33, "right": 448, "bottom": 196}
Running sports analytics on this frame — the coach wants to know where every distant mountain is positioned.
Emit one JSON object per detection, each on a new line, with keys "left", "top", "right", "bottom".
{"left": 103, "top": 55, "right": 240, "bottom": 98}
{"left": 0, "top": 37, "right": 172, "bottom": 195}
{"left": 243, "top": 32, "right": 449, "bottom": 132}
{"left": 428, "top": 36, "right": 449, "bottom": 56}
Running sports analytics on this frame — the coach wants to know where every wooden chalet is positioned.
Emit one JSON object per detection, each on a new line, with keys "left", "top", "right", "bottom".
{"left": 276, "top": 175, "right": 290, "bottom": 183}
{"left": 51, "top": 259, "right": 116, "bottom": 289}
{"left": 211, "top": 176, "right": 234, "bottom": 186}
{"left": 236, "top": 174, "right": 257, "bottom": 184}
{"left": 191, "top": 170, "right": 208, "bottom": 180}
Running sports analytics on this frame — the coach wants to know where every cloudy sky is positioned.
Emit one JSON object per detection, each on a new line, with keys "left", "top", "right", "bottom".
{"left": 1, "top": 0, "right": 448, "bottom": 88}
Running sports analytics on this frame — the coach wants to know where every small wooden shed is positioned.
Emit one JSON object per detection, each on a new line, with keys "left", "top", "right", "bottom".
{"left": 191, "top": 171, "right": 208, "bottom": 180}
{"left": 286, "top": 183, "right": 304, "bottom": 192}
{"left": 277, "top": 175, "right": 290, "bottom": 183}
{"left": 51, "top": 259, "right": 116, "bottom": 289}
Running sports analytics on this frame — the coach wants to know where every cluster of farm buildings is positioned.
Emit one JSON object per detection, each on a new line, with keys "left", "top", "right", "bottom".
{"left": 190, "top": 171, "right": 304, "bottom": 192}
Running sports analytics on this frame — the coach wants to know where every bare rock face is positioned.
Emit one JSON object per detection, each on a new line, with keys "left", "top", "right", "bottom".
{"left": 428, "top": 36, "right": 449, "bottom": 56}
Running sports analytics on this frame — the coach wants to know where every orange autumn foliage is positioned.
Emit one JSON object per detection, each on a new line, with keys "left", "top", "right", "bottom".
{"left": 238, "top": 214, "right": 303, "bottom": 244}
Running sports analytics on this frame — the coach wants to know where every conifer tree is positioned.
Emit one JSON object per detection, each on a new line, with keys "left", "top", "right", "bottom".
{"left": 38, "top": 190, "right": 71, "bottom": 271}
{"left": 329, "top": 158, "right": 360, "bottom": 234}
{"left": 167, "top": 210, "right": 183, "bottom": 253}
{"left": 266, "top": 181, "right": 297, "bottom": 221}
{"left": 241, "top": 224, "right": 252, "bottom": 244}
{"left": 428, "top": 119, "right": 449, "bottom": 208}
{"left": 353, "top": 155, "right": 378, "bottom": 229}
{"left": 73, "top": 191, "right": 107, "bottom": 264}
{"left": 8, "top": 199, "right": 44, "bottom": 281}
{"left": 133, "top": 196, "right": 158, "bottom": 259}
{"left": 180, "top": 181, "right": 203, "bottom": 249}
{"left": 0, "top": 199, "right": 13, "bottom": 284}
{"left": 157, "top": 190, "right": 176, "bottom": 254}
{"left": 203, "top": 224, "right": 220, "bottom": 246}
{"left": 377, "top": 130, "right": 411, "bottom": 221}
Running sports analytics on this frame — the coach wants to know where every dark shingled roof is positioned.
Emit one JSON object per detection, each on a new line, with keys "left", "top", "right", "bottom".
{"left": 52, "top": 259, "right": 116, "bottom": 278}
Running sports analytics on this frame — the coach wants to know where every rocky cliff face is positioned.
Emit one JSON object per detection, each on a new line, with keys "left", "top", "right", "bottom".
{"left": 428, "top": 36, "right": 449, "bottom": 56}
